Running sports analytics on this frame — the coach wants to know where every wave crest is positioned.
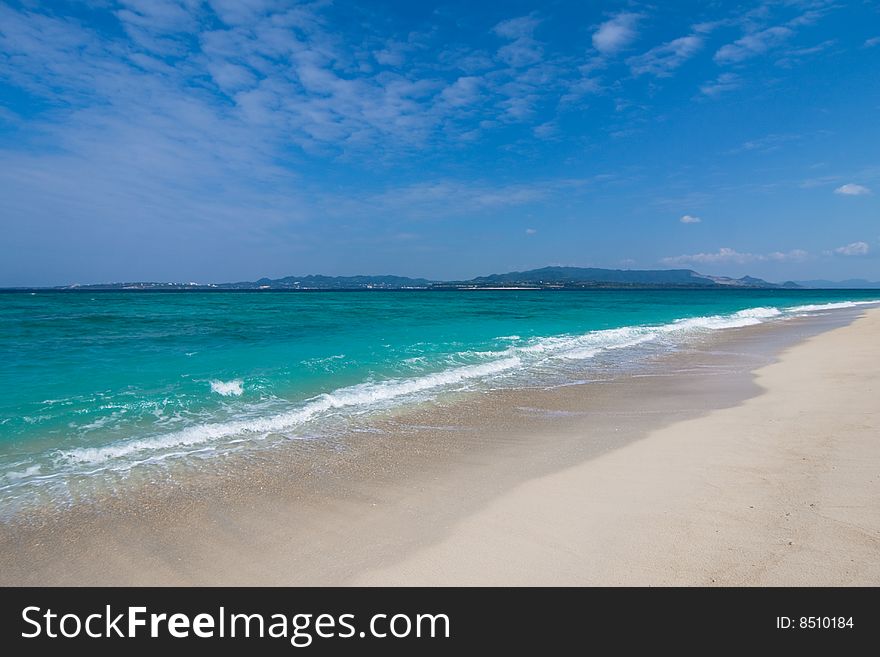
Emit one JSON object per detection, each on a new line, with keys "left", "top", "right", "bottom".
{"left": 210, "top": 380, "right": 244, "bottom": 396}
{"left": 45, "top": 300, "right": 880, "bottom": 474}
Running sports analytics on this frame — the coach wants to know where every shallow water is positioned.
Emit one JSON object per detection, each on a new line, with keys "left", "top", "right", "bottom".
{"left": 1, "top": 288, "right": 877, "bottom": 515}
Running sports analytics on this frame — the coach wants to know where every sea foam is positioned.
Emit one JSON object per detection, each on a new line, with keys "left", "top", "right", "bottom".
{"left": 210, "top": 379, "right": 244, "bottom": 396}
{"left": 787, "top": 300, "right": 879, "bottom": 313}
{"left": 59, "top": 357, "right": 522, "bottom": 467}
{"left": 50, "top": 300, "right": 880, "bottom": 473}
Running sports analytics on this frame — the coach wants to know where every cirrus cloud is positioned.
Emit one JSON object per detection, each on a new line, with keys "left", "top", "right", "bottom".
{"left": 699, "top": 73, "right": 741, "bottom": 98}
{"left": 714, "top": 26, "right": 793, "bottom": 64}
{"left": 628, "top": 35, "right": 702, "bottom": 77}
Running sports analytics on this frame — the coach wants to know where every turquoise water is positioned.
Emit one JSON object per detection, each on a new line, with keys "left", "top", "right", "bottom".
{"left": 1, "top": 289, "right": 878, "bottom": 515}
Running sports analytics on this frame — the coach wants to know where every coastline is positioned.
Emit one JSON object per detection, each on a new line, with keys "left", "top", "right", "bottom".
{"left": 357, "top": 307, "right": 880, "bottom": 586}
{"left": 1, "top": 306, "right": 878, "bottom": 585}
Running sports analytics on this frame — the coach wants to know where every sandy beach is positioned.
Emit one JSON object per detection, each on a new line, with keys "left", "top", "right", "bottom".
{"left": 356, "top": 308, "right": 880, "bottom": 586}
{"left": 1, "top": 307, "right": 878, "bottom": 586}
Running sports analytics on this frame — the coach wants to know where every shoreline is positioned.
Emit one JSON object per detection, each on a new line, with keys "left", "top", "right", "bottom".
{"left": 1, "top": 307, "right": 877, "bottom": 585}
{"left": 356, "top": 308, "right": 880, "bottom": 586}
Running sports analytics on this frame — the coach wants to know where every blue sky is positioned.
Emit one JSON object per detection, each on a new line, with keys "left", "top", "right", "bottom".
{"left": 1, "top": 0, "right": 878, "bottom": 286}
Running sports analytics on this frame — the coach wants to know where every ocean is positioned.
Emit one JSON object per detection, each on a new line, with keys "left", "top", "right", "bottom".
{"left": 1, "top": 289, "right": 878, "bottom": 518}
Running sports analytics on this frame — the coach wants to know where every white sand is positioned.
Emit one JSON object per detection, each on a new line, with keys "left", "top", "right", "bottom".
{"left": 355, "top": 309, "right": 880, "bottom": 586}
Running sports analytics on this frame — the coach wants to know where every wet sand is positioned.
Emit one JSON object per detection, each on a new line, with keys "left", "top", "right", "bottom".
{"left": 1, "top": 307, "right": 877, "bottom": 585}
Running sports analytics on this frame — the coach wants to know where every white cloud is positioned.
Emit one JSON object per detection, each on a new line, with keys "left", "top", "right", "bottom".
{"left": 2, "top": 1, "right": 621, "bottom": 172}
{"left": 560, "top": 73, "right": 601, "bottom": 103}
{"left": 493, "top": 15, "right": 543, "bottom": 68}
{"left": 834, "top": 183, "right": 871, "bottom": 196}
{"left": 833, "top": 242, "right": 869, "bottom": 256}
{"left": 628, "top": 35, "right": 702, "bottom": 77}
{"left": 730, "top": 133, "right": 799, "bottom": 154}
{"left": 767, "top": 249, "right": 809, "bottom": 262}
{"left": 699, "top": 73, "right": 740, "bottom": 98}
{"left": 525, "top": 228, "right": 537, "bottom": 235}
{"left": 799, "top": 174, "right": 840, "bottom": 189}
{"left": 775, "top": 39, "right": 835, "bottom": 68}
{"left": 662, "top": 248, "right": 759, "bottom": 265}
{"left": 532, "top": 121, "right": 557, "bottom": 139}
{"left": 680, "top": 214, "right": 701, "bottom": 224}
{"left": 865, "top": 37, "right": 880, "bottom": 48}
{"left": 662, "top": 247, "right": 808, "bottom": 266}
{"left": 440, "top": 76, "right": 482, "bottom": 107}
{"left": 496, "top": 39, "right": 543, "bottom": 68}
{"left": 493, "top": 15, "right": 540, "bottom": 40}
{"left": 358, "top": 176, "right": 603, "bottom": 220}
{"left": 592, "top": 13, "right": 640, "bottom": 55}
{"left": 714, "top": 26, "right": 793, "bottom": 63}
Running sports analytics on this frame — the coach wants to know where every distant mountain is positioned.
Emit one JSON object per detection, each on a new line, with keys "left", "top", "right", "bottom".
{"left": 444, "top": 266, "right": 788, "bottom": 289}
{"left": 45, "top": 267, "right": 793, "bottom": 291}
{"left": 794, "top": 279, "right": 880, "bottom": 289}
{"left": 223, "top": 274, "right": 433, "bottom": 290}
{"left": 59, "top": 281, "right": 212, "bottom": 290}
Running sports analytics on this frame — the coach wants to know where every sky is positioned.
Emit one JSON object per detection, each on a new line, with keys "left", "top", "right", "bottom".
{"left": 1, "top": 0, "right": 878, "bottom": 286}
